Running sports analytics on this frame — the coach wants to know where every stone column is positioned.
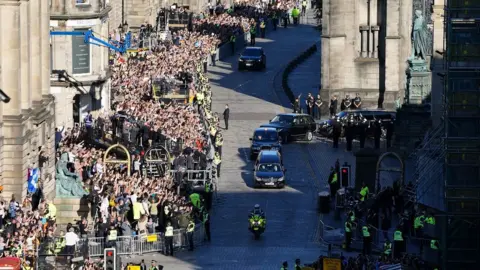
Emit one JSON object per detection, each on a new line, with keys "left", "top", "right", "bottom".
{"left": 29, "top": 0, "right": 42, "bottom": 102}
{"left": 371, "top": 25, "right": 380, "bottom": 58}
{"left": 20, "top": 1, "right": 31, "bottom": 110}
{"left": 0, "top": 1, "right": 22, "bottom": 116}
{"left": 360, "top": 25, "right": 370, "bottom": 58}
{"left": 41, "top": 0, "right": 51, "bottom": 96}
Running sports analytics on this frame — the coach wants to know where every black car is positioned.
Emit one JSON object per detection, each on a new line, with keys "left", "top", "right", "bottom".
{"left": 317, "top": 109, "right": 396, "bottom": 137}
{"left": 260, "top": 113, "right": 317, "bottom": 143}
{"left": 253, "top": 150, "right": 286, "bottom": 188}
{"left": 249, "top": 127, "right": 282, "bottom": 159}
{"left": 238, "top": 47, "right": 266, "bottom": 70}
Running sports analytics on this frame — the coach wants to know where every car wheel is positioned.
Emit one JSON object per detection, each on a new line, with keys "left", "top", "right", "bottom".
{"left": 305, "top": 131, "right": 313, "bottom": 141}
{"left": 278, "top": 183, "right": 285, "bottom": 189}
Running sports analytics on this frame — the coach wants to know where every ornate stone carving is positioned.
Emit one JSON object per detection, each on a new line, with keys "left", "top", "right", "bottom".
{"left": 411, "top": 10, "right": 429, "bottom": 61}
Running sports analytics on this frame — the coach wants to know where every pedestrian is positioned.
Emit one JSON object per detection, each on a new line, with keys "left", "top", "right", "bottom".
{"left": 203, "top": 208, "right": 211, "bottom": 242}
{"left": 210, "top": 47, "right": 216, "bottom": 66}
{"left": 374, "top": 119, "right": 382, "bottom": 149}
{"left": 223, "top": 104, "right": 229, "bottom": 130}
{"left": 84, "top": 111, "right": 94, "bottom": 145}
{"left": 281, "top": 261, "right": 288, "bottom": 270}
{"left": 306, "top": 93, "right": 314, "bottom": 116}
{"left": 164, "top": 222, "right": 174, "bottom": 256}
{"left": 230, "top": 34, "right": 236, "bottom": 55}
{"left": 358, "top": 116, "right": 367, "bottom": 148}
{"left": 329, "top": 95, "right": 337, "bottom": 117}
{"left": 344, "top": 219, "right": 352, "bottom": 251}
{"left": 393, "top": 226, "right": 405, "bottom": 259}
{"left": 260, "top": 20, "right": 266, "bottom": 38}
{"left": 315, "top": 94, "right": 323, "bottom": 119}
{"left": 215, "top": 132, "right": 223, "bottom": 156}
{"left": 345, "top": 121, "right": 354, "bottom": 152}
{"left": 186, "top": 219, "right": 195, "bottom": 251}
{"left": 292, "top": 95, "right": 301, "bottom": 113}
{"left": 213, "top": 151, "right": 221, "bottom": 178}
{"left": 204, "top": 179, "right": 213, "bottom": 210}
{"left": 295, "top": 258, "right": 302, "bottom": 270}
{"left": 64, "top": 227, "right": 79, "bottom": 260}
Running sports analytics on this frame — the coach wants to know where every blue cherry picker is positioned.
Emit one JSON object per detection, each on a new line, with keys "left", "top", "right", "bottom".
{"left": 50, "top": 29, "right": 132, "bottom": 54}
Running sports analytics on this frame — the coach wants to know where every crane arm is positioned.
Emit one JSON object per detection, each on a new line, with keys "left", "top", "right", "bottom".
{"left": 50, "top": 29, "right": 131, "bottom": 54}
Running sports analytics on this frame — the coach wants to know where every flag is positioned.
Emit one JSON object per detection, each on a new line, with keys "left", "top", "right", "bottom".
{"left": 27, "top": 168, "right": 39, "bottom": 193}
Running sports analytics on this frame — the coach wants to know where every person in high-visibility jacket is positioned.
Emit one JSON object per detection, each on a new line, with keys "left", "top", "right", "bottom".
{"left": 328, "top": 167, "right": 339, "bottom": 199}
{"left": 301, "top": 0, "right": 307, "bottom": 15}
{"left": 215, "top": 132, "right": 223, "bottom": 156}
{"left": 210, "top": 125, "right": 217, "bottom": 142}
{"left": 164, "top": 222, "right": 174, "bottom": 256}
{"left": 393, "top": 226, "right": 404, "bottom": 259}
{"left": 344, "top": 220, "right": 352, "bottom": 251}
{"left": 383, "top": 240, "right": 392, "bottom": 258}
{"left": 204, "top": 180, "right": 213, "bottom": 210}
{"left": 107, "top": 225, "right": 118, "bottom": 248}
{"left": 54, "top": 231, "right": 66, "bottom": 255}
{"left": 425, "top": 214, "right": 436, "bottom": 225}
{"left": 189, "top": 193, "right": 201, "bottom": 209}
{"left": 230, "top": 35, "right": 236, "bottom": 54}
{"left": 133, "top": 199, "right": 145, "bottom": 221}
{"left": 196, "top": 91, "right": 204, "bottom": 111}
{"left": 250, "top": 24, "right": 257, "bottom": 46}
{"left": 359, "top": 182, "right": 369, "bottom": 202}
{"left": 210, "top": 47, "right": 217, "bottom": 66}
{"left": 414, "top": 211, "right": 426, "bottom": 237}
{"left": 362, "top": 225, "right": 371, "bottom": 255}
{"left": 291, "top": 7, "right": 300, "bottom": 25}
{"left": 260, "top": 20, "right": 266, "bottom": 38}
{"left": 45, "top": 200, "right": 57, "bottom": 221}
{"left": 431, "top": 239, "right": 439, "bottom": 250}
{"left": 186, "top": 220, "right": 195, "bottom": 251}
{"left": 213, "top": 151, "right": 222, "bottom": 177}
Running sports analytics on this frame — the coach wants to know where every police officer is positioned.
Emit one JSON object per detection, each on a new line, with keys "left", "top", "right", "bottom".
{"left": 165, "top": 222, "right": 174, "bottom": 256}
{"left": 204, "top": 179, "right": 213, "bottom": 210}
{"left": 328, "top": 167, "right": 339, "bottom": 199}
{"left": 281, "top": 261, "right": 288, "bottom": 270}
{"left": 186, "top": 219, "right": 195, "bottom": 251}
{"left": 230, "top": 34, "right": 236, "bottom": 54}
{"left": 362, "top": 225, "right": 372, "bottom": 255}
{"left": 84, "top": 111, "right": 94, "bottom": 145}
{"left": 294, "top": 258, "right": 302, "bottom": 270}
{"left": 272, "top": 12, "right": 278, "bottom": 31}
{"left": 359, "top": 182, "right": 369, "bottom": 202}
{"left": 260, "top": 19, "right": 266, "bottom": 38}
{"left": 250, "top": 23, "right": 257, "bottom": 46}
{"left": 344, "top": 219, "right": 352, "bottom": 251}
{"left": 341, "top": 95, "right": 351, "bottom": 111}
{"left": 149, "top": 260, "right": 159, "bottom": 270}
{"left": 107, "top": 225, "right": 118, "bottom": 248}
{"left": 282, "top": 12, "right": 288, "bottom": 28}
{"left": 353, "top": 93, "right": 362, "bottom": 109}
{"left": 345, "top": 120, "right": 354, "bottom": 152}
{"left": 386, "top": 120, "right": 394, "bottom": 148}
{"left": 332, "top": 116, "right": 342, "bottom": 148}
{"left": 393, "top": 226, "right": 404, "bottom": 259}
{"left": 414, "top": 211, "right": 426, "bottom": 237}
{"left": 358, "top": 115, "right": 367, "bottom": 148}
{"left": 54, "top": 231, "right": 66, "bottom": 255}
{"left": 374, "top": 119, "right": 382, "bottom": 149}
{"left": 195, "top": 90, "right": 204, "bottom": 111}
{"left": 202, "top": 208, "right": 211, "bottom": 242}
{"left": 383, "top": 239, "right": 392, "bottom": 258}
{"left": 213, "top": 151, "right": 221, "bottom": 177}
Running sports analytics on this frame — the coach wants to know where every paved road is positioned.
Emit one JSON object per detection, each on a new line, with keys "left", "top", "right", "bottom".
{"left": 124, "top": 11, "right": 330, "bottom": 270}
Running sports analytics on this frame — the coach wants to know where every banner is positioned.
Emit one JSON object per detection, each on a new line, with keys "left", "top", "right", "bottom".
{"left": 27, "top": 168, "right": 39, "bottom": 193}
{"left": 322, "top": 258, "right": 341, "bottom": 270}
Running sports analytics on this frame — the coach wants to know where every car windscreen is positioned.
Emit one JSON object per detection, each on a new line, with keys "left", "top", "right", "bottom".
{"left": 271, "top": 115, "right": 293, "bottom": 124}
{"left": 242, "top": 49, "right": 262, "bottom": 57}
{"left": 254, "top": 130, "right": 278, "bottom": 141}
{"left": 257, "top": 163, "right": 282, "bottom": 172}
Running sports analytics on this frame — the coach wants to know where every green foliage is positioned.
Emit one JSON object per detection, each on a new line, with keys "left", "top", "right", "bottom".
{"left": 282, "top": 45, "right": 318, "bottom": 104}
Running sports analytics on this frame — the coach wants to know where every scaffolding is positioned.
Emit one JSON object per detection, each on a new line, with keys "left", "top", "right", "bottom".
{"left": 442, "top": 0, "right": 480, "bottom": 268}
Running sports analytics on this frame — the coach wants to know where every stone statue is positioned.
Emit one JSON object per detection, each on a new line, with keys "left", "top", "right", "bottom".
{"left": 56, "top": 153, "right": 89, "bottom": 197}
{"left": 411, "top": 10, "right": 429, "bottom": 60}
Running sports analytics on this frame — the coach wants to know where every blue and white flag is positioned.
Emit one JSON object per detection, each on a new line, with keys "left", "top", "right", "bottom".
{"left": 27, "top": 168, "right": 39, "bottom": 193}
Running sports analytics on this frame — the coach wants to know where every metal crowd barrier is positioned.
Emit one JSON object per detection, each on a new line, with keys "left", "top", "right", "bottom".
{"left": 38, "top": 223, "right": 205, "bottom": 257}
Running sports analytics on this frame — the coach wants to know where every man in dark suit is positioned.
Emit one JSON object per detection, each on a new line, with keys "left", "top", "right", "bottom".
{"left": 329, "top": 95, "right": 338, "bottom": 117}
{"left": 223, "top": 104, "right": 230, "bottom": 130}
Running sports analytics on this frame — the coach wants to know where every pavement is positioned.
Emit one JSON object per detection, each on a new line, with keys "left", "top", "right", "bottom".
{"left": 123, "top": 9, "right": 403, "bottom": 269}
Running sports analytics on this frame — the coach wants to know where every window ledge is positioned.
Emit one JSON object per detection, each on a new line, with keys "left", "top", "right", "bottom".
{"left": 354, "top": 57, "right": 379, "bottom": 63}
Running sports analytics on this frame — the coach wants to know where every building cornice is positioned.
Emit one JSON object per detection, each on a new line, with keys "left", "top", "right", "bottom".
{"left": 0, "top": 1, "right": 21, "bottom": 7}
{"left": 50, "top": 69, "right": 112, "bottom": 88}
{"left": 50, "top": 5, "right": 112, "bottom": 20}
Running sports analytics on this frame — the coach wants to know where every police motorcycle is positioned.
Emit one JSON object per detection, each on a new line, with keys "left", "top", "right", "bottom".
{"left": 248, "top": 204, "right": 266, "bottom": 240}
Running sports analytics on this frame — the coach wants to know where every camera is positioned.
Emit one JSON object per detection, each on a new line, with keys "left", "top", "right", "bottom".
{"left": 0, "top": 89, "right": 11, "bottom": 103}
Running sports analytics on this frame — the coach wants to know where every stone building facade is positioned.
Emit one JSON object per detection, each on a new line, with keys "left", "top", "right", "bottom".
{"left": 50, "top": 0, "right": 112, "bottom": 128}
{"left": 321, "top": 0, "right": 413, "bottom": 110}
{"left": 0, "top": 0, "right": 56, "bottom": 200}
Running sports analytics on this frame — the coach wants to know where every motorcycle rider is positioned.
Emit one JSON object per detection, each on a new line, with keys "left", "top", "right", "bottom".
{"left": 248, "top": 204, "right": 266, "bottom": 230}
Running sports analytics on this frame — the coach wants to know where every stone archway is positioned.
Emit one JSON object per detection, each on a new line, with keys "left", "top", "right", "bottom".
{"left": 144, "top": 146, "right": 171, "bottom": 177}
{"left": 375, "top": 152, "right": 405, "bottom": 193}
{"left": 103, "top": 143, "right": 131, "bottom": 176}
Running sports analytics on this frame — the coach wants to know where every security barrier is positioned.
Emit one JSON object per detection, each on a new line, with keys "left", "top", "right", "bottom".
{"left": 38, "top": 223, "right": 205, "bottom": 257}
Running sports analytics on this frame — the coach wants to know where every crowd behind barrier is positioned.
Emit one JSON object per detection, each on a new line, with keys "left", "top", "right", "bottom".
{"left": 0, "top": 2, "right": 299, "bottom": 269}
